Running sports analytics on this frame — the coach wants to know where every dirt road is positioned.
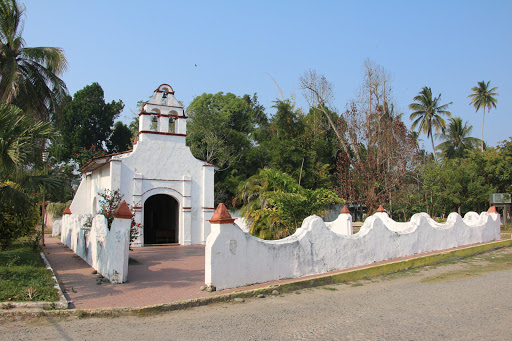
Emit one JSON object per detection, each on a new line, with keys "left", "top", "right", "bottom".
{"left": 2, "top": 247, "right": 512, "bottom": 340}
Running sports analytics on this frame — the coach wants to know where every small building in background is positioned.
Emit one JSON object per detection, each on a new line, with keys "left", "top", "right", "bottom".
{"left": 489, "top": 193, "right": 511, "bottom": 224}
{"left": 70, "top": 84, "right": 216, "bottom": 246}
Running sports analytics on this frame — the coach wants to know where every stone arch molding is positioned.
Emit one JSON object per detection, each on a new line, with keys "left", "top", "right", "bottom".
{"left": 141, "top": 187, "right": 183, "bottom": 205}
{"left": 139, "top": 186, "right": 189, "bottom": 245}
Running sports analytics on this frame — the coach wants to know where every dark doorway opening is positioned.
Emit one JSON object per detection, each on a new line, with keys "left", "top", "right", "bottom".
{"left": 144, "top": 194, "right": 179, "bottom": 244}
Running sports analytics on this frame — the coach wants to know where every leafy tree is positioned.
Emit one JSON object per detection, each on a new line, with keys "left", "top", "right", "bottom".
{"left": 186, "top": 92, "right": 267, "bottom": 204}
{"left": 436, "top": 117, "right": 480, "bottom": 159}
{"left": 53, "top": 82, "right": 124, "bottom": 162}
{"left": 468, "top": 81, "right": 498, "bottom": 151}
{"left": 409, "top": 86, "right": 452, "bottom": 160}
{"left": 107, "top": 121, "right": 132, "bottom": 153}
{"left": 0, "top": 0, "right": 68, "bottom": 120}
{"left": 260, "top": 101, "right": 337, "bottom": 190}
{"left": 235, "top": 168, "right": 342, "bottom": 239}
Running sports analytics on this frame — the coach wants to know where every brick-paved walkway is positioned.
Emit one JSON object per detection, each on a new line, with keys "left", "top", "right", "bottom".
{"left": 43, "top": 236, "right": 506, "bottom": 310}
{"left": 43, "top": 236, "right": 207, "bottom": 309}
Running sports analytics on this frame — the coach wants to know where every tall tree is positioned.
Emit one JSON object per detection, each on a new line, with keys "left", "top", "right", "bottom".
{"left": 436, "top": 117, "right": 480, "bottom": 159}
{"left": 468, "top": 81, "right": 498, "bottom": 151}
{"left": 0, "top": 0, "right": 68, "bottom": 120}
{"left": 107, "top": 121, "right": 132, "bottom": 153}
{"left": 409, "top": 86, "right": 452, "bottom": 160}
{"left": 53, "top": 82, "right": 124, "bottom": 163}
{"left": 186, "top": 92, "right": 267, "bottom": 204}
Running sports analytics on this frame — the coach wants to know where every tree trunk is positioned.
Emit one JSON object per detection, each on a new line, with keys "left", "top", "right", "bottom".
{"left": 481, "top": 108, "right": 486, "bottom": 152}
{"left": 431, "top": 134, "right": 437, "bottom": 161}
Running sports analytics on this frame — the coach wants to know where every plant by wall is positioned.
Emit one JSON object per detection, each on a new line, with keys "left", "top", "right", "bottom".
{"left": 235, "top": 168, "right": 342, "bottom": 240}
{"left": 97, "top": 189, "right": 141, "bottom": 247}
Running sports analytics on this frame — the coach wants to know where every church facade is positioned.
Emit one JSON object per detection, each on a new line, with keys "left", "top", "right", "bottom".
{"left": 69, "top": 84, "right": 216, "bottom": 246}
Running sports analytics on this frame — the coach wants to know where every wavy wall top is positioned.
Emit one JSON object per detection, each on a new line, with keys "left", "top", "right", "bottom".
{"left": 206, "top": 210, "right": 500, "bottom": 290}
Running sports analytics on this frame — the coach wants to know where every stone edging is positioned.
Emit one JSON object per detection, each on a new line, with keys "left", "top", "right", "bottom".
{"left": 0, "top": 252, "right": 68, "bottom": 312}
{"left": 1, "top": 238, "right": 511, "bottom": 318}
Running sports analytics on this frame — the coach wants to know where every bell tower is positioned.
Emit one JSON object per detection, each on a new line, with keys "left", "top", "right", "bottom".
{"left": 138, "top": 84, "right": 187, "bottom": 136}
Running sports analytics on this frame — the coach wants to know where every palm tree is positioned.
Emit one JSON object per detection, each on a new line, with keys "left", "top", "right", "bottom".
{"left": 436, "top": 117, "right": 480, "bottom": 159}
{"left": 0, "top": 0, "right": 68, "bottom": 120}
{"left": 0, "top": 103, "right": 54, "bottom": 176}
{"left": 468, "top": 81, "right": 499, "bottom": 151}
{"left": 409, "top": 87, "right": 452, "bottom": 160}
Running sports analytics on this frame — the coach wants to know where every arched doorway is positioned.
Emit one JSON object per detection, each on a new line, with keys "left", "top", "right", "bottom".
{"left": 144, "top": 194, "right": 179, "bottom": 244}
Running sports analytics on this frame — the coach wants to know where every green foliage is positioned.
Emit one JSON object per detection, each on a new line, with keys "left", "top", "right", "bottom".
{"left": 186, "top": 92, "right": 268, "bottom": 204}
{"left": 236, "top": 168, "right": 342, "bottom": 239}
{"left": 409, "top": 86, "right": 452, "bottom": 160}
{"left": 0, "top": 181, "right": 39, "bottom": 248}
{"left": 468, "top": 80, "right": 499, "bottom": 151}
{"left": 436, "top": 117, "right": 480, "bottom": 159}
{"left": 47, "top": 201, "right": 70, "bottom": 218}
{"left": 107, "top": 121, "right": 132, "bottom": 153}
{"left": 0, "top": 240, "right": 59, "bottom": 301}
{"left": 53, "top": 82, "right": 124, "bottom": 163}
{"left": 0, "top": 0, "right": 68, "bottom": 120}
{"left": 0, "top": 103, "right": 54, "bottom": 176}
{"left": 73, "top": 145, "right": 108, "bottom": 168}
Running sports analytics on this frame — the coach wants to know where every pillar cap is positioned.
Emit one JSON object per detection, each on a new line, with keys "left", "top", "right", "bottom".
{"left": 340, "top": 205, "right": 350, "bottom": 214}
{"left": 114, "top": 200, "right": 133, "bottom": 219}
{"left": 487, "top": 206, "right": 498, "bottom": 214}
{"left": 376, "top": 205, "right": 386, "bottom": 213}
{"left": 63, "top": 206, "right": 72, "bottom": 215}
{"left": 209, "top": 203, "right": 235, "bottom": 224}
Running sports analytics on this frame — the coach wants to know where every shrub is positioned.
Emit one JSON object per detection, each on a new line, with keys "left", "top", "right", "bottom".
{"left": 0, "top": 181, "right": 39, "bottom": 249}
{"left": 47, "top": 201, "right": 70, "bottom": 218}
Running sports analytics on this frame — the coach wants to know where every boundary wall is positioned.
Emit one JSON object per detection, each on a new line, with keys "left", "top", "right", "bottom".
{"left": 206, "top": 207, "right": 500, "bottom": 290}
{"left": 60, "top": 204, "right": 131, "bottom": 283}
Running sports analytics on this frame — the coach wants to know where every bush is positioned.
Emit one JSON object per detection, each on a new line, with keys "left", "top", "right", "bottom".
{"left": 47, "top": 201, "right": 70, "bottom": 218}
{"left": 0, "top": 182, "right": 39, "bottom": 249}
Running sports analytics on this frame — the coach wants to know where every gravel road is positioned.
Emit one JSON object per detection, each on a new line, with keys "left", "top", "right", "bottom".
{"left": 2, "top": 247, "right": 512, "bottom": 341}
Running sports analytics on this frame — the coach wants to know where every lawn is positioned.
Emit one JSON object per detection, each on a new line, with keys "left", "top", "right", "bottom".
{"left": 0, "top": 240, "right": 59, "bottom": 302}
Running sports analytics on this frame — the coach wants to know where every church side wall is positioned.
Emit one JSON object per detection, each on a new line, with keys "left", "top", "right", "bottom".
{"left": 70, "top": 175, "right": 91, "bottom": 215}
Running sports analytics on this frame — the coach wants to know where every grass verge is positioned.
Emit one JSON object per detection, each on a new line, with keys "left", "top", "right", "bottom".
{"left": 0, "top": 240, "right": 59, "bottom": 302}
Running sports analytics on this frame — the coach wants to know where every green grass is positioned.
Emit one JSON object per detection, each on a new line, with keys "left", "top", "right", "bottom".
{"left": 0, "top": 240, "right": 59, "bottom": 302}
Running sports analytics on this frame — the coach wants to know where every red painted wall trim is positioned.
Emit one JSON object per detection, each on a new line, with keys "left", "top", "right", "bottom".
{"left": 139, "top": 131, "right": 187, "bottom": 137}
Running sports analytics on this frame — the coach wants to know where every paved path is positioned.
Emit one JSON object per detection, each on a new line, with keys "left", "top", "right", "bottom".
{"left": 43, "top": 236, "right": 206, "bottom": 309}
{"left": 3, "top": 246, "right": 512, "bottom": 340}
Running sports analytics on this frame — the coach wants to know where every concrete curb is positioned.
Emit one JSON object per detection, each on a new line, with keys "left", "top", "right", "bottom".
{"left": 0, "top": 252, "right": 68, "bottom": 312}
{"left": 2, "top": 238, "right": 511, "bottom": 319}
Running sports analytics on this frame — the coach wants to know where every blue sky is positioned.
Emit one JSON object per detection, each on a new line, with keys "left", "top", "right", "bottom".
{"left": 21, "top": 0, "right": 511, "bottom": 150}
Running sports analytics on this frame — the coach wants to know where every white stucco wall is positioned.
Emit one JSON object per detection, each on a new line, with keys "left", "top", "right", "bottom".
{"left": 205, "top": 210, "right": 500, "bottom": 290}
{"left": 60, "top": 213, "right": 130, "bottom": 283}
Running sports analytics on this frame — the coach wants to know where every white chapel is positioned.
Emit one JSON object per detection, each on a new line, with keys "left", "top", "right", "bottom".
{"left": 69, "top": 84, "right": 216, "bottom": 246}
